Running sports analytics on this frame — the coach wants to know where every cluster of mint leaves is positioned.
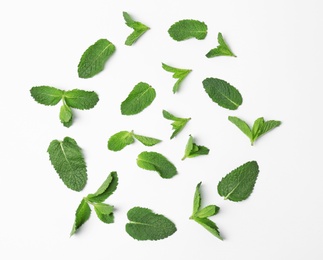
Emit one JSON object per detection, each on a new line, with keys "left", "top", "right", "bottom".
{"left": 30, "top": 14, "right": 281, "bottom": 241}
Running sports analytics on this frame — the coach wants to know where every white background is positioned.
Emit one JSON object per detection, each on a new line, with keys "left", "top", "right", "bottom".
{"left": 1, "top": 0, "right": 323, "bottom": 259}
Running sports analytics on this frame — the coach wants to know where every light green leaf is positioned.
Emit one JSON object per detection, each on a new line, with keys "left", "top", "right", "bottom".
{"left": 168, "top": 19, "right": 208, "bottom": 41}
{"left": 94, "top": 203, "right": 114, "bottom": 224}
{"left": 258, "top": 120, "right": 281, "bottom": 139}
{"left": 203, "top": 78, "right": 243, "bottom": 110}
{"left": 133, "top": 134, "right": 161, "bottom": 146}
{"left": 206, "top": 33, "right": 236, "bottom": 58}
{"left": 64, "top": 89, "right": 99, "bottom": 110}
{"left": 182, "top": 135, "right": 209, "bottom": 160}
{"left": 251, "top": 117, "right": 265, "bottom": 141}
{"left": 123, "top": 12, "right": 150, "bottom": 46}
{"left": 195, "top": 205, "right": 219, "bottom": 218}
{"left": 162, "top": 63, "right": 192, "bottom": 93}
{"left": 137, "top": 151, "right": 177, "bottom": 179}
{"left": 192, "top": 217, "right": 223, "bottom": 240}
{"left": 193, "top": 182, "right": 202, "bottom": 215}
{"left": 78, "top": 39, "right": 116, "bottom": 79}
{"left": 126, "top": 207, "right": 177, "bottom": 241}
{"left": 59, "top": 103, "right": 73, "bottom": 127}
{"left": 217, "top": 161, "right": 259, "bottom": 202}
{"left": 47, "top": 137, "right": 87, "bottom": 191}
{"left": 87, "top": 172, "right": 118, "bottom": 203}
{"left": 162, "top": 110, "right": 191, "bottom": 139}
{"left": 70, "top": 199, "right": 91, "bottom": 236}
{"left": 228, "top": 116, "right": 252, "bottom": 139}
{"left": 121, "top": 82, "right": 156, "bottom": 115}
{"left": 30, "top": 86, "right": 63, "bottom": 106}
{"left": 107, "top": 131, "right": 135, "bottom": 151}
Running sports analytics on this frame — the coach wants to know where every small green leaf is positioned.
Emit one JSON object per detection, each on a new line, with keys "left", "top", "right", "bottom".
{"left": 94, "top": 203, "right": 114, "bottom": 224}
{"left": 182, "top": 135, "right": 209, "bottom": 160}
{"left": 126, "top": 207, "right": 177, "bottom": 241}
{"left": 107, "top": 131, "right": 135, "bottom": 151}
{"left": 47, "top": 137, "right": 87, "bottom": 191}
{"left": 30, "top": 86, "right": 63, "bottom": 106}
{"left": 228, "top": 116, "right": 252, "bottom": 139}
{"left": 64, "top": 89, "right": 99, "bottom": 110}
{"left": 87, "top": 172, "right": 118, "bottom": 203}
{"left": 78, "top": 39, "right": 116, "bottom": 79}
{"left": 217, "top": 161, "right": 259, "bottom": 202}
{"left": 137, "top": 151, "right": 177, "bottom": 179}
{"left": 257, "top": 120, "right": 281, "bottom": 139}
{"left": 59, "top": 103, "right": 73, "bottom": 127}
{"left": 133, "top": 134, "right": 161, "bottom": 146}
{"left": 168, "top": 19, "right": 208, "bottom": 41}
{"left": 70, "top": 199, "right": 91, "bottom": 236}
{"left": 195, "top": 205, "right": 219, "bottom": 218}
{"left": 123, "top": 12, "right": 150, "bottom": 46}
{"left": 203, "top": 78, "right": 243, "bottom": 110}
{"left": 162, "top": 63, "right": 192, "bottom": 93}
{"left": 206, "top": 33, "right": 236, "bottom": 58}
{"left": 193, "top": 182, "right": 202, "bottom": 215}
{"left": 192, "top": 217, "right": 223, "bottom": 240}
{"left": 162, "top": 110, "right": 191, "bottom": 139}
{"left": 121, "top": 82, "right": 156, "bottom": 115}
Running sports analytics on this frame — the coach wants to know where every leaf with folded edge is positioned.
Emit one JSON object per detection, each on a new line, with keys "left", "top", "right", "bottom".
{"left": 168, "top": 19, "right": 208, "bottom": 41}
{"left": 126, "top": 207, "right": 177, "bottom": 241}
{"left": 87, "top": 172, "right": 118, "bottom": 203}
{"left": 193, "top": 182, "right": 202, "bottom": 215}
{"left": 195, "top": 205, "right": 219, "bottom": 219}
{"left": 78, "top": 39, "right": 116, "bottom": 79}
{"left": 206, "top": 33, "right": 236, "bottom": 58}
{"left": 217, "top": 161, "right": 259, "bottom": 202}
{"left": 94, "top": 203, "right": 114, "bottom": 224}
{"left": 70, "top": 199, "right": 91, "bottom": 236}
{"left": 47, "top": 137, "right": 87, "bottom": 191}
{"left": 123, "top": 12, "right": 150, "bottom": 46}
{"left": 30, "top": 86, "right": 63, "bottom": 106}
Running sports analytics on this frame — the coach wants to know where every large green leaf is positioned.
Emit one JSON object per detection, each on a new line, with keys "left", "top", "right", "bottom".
{"left": 168, "top": 19, "right": 208, "bottom": 41}
{"left": 64, "top": 89, "right": 99, "bottom": 110}
{"left": 30, "top": 86, "right": 63, "bottom": 106}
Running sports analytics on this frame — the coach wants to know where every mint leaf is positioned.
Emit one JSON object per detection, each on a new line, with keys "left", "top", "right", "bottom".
{"left": 30, "top": 86, "right": 63, "bottom": 106}
{"left": 203, "top": 78, "right": 243, "bottom": 110}
{"left": 228, "top": 116, "right": 281, "bottom": 145}
{"left": 64, "top": 89, "right": 99, "bottom": 110}
{"left": 123, "top": 12, "right": 150, "bottom": 46}
{"left": 87, "top": 172, "right": 118, "bottom": 203}
{"left": 70, "top": 199, "right": 91, "bottom": 236}
{"left": 47, "top": 137, "right": 87, "bottom": 191}
{"left": 190, "top": 182, "right": 222, "bottom": 240}
{"left": 168, "top": 19, "right": 208, "bottom": 41}
{"left": 93, "top": 203, "right": 114, "bottom": 224}
{"left": 182, "top": 135, "right": 209, "bottom": 160}
{"left": 121, "top": 82, "right": 156, "bottom": 115}
{"left": 162, "top": 63, "right": 192, "bottom": 93}
{"left": 59, "top": 103, "right": 73, "bottom": 127}
{"left": 126, "top": 207, "right": 177, "bottom": 241}
{"left": 217, "top": 161, "right": 259, "bottom": 202}
{"left": 107, "top": 131, "right": 135, "bottom": 151}
{"left": 162, "top": 110, "right": 191, "bottom": 139}
{"left": 206, "top": 33, "right": 236, "bottom": 58}
{"left": 78, "top": 39, "right": 116, "bottom": 79}
{"left": 133, "top": 134, "right": 162, "bottom": 146}
{"left": 137, "top": 151, "right": 177, "bottom": 179}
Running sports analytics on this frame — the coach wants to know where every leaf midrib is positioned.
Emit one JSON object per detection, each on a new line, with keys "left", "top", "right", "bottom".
{"left": 82, "top": 42, "right": 113, "bottom": 73}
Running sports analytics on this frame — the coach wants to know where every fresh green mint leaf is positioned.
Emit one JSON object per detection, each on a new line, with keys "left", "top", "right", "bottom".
{"left": 162, "top": 63, "right": 192, "bottom": 93}
{"left": 94, "top": 203, "right": 114, "bottom": 224}
{"left": 78, "top": 39, "right": 116, "bottom": 79}
{"left": 133, "top": 134, "right": 162, "bottom": 146}
{"left": 190, "top": 182, "right": 222, "bottom": 240}
{"left": 182, "top": 135, "right": 209, "bottom": 160}
{"left": 47, "top": 137, "right": 87, "bottom": 192}
{"left": 87, "top": 172, "right": 118, "bottom": 203}
{"left": 228, "top": 116, "right": 281, "bottom": 145}
{"left": 168, "top": 19, "right": 208, "bottom": 41}
{"left": 107, "top": 131, "right": 135, "bottom": 151}
{"left": 203, "top": 78, "right": 243, "bottom": 110}
{"left": 217, "top": 161, "right": 259, "bottom": 202}
{"left": 121, "top": 82, "right": 156, "bottom": 115}
{"left": 70, "top": 198, "right": 91, "bottom": 236}
{"left": 206, "top": 33, "right": 236, "bottom": 58}
{"left": 30, "top": 86, "right": 63, "bottom": 106}
{"left": 123, "top": 12, "right": 150, "bottom": 46}
{"left": 59, "top": 103, "right": 73, "bottom": 127}
{"left": 64, "top": 89, "right": 99, "bottom": 110}
{"left": 162, "top": 110, "right": 191, "bottom": 139}
{"left": 137, "top": 151, "right": 177, "bottom": 179}
{"left": 126, "top": 207, "right": 177, "bottom": 241}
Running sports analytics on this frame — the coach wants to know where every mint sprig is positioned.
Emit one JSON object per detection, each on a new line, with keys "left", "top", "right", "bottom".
{"left": 206, "top": 33, "right": 236, "bottom": 58}
{"left": 182, "top": 135, "right": 209, "bottom": 160}
{"left": 162, "top": 110, "right": 191, "bottom": 139}
{"left": 162, "top": 63, "right": 192, "bottom": 93}
{"left": 123, "top": 12, "right": 150, "bottom": 46}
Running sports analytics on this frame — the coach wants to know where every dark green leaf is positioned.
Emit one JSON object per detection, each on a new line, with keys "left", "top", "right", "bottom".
{"left": 206, "top": 33, "right": 236, "bottom": 58}
{"left": 126, "top": 207, "right": 177, "bottom": 241}
{"left": 30, "top": 86, "right": 63, "bottom": 106}
{"left": 168, "top": 19, "right": 208, "bottom": 41}
{"left": 70, "top": 199, "right": 91, "bottom": 236}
